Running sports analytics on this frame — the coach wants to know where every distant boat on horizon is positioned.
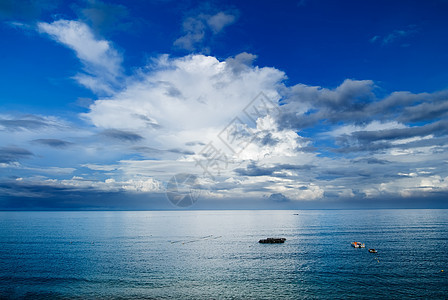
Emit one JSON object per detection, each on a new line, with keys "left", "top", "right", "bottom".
{"left": 259, "top": 238, "right": 286, "bottom": 244}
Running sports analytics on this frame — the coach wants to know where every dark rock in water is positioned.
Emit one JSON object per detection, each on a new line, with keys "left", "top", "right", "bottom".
{"left": 259, "top": 238, "right": 286, "bottom": 244}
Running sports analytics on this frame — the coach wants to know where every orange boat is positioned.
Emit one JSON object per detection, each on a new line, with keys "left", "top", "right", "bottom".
{"left": 351, "top": 242, "right": 365, "bottom": 248}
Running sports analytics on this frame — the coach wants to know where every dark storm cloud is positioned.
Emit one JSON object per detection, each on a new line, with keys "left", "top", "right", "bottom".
{"left": 32, "top": 139, "right": 73, "bottom": 148}
{"left": 100, "top": 129, "right": 143, "bottom": 142}
{"left": 0, "top": 147, "right": 33, "bottom": 163}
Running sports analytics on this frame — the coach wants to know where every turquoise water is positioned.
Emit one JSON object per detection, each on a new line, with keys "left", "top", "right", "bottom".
{"left": 0, "top": 210, "right": 447, "bottom": 299}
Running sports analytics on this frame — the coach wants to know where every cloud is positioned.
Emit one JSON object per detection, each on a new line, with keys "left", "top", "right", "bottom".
{"left": 207, "top": 12, "right": 236, "bottom": 33}
{"left": 64, "top": 51, "right": 448, "bottom": 206}
{"left": 278, "top": 80, "right": 448, "bottom": 156}
{"left": 185, "top": 141, "right": 206, "bottom": 147}
{"left": 133, "top": 146, "right": 194, "bottom": 156}
{"left": 0, "top": 147, "right": 33, "bottom": 163}
{"left": 0, "top": 118, "right": 48, "bottom": 131}
{"left": 235, "top": 162, "right": 276, "bottom": 177}
{"left": 399, "top": 97, "right": 448, "bottom": 123}
{"left": 0, "top": 162, "right": 76, "bottom": 175}
{"left": 0, "top": 114, "right": 63, "bottom": 131}
{"left": 383, "top": 29, "right": 414, "bottom": 44}
{"left": 2, "top": 12, "right": 448, "bottom": 208}
{"left": 174, "top": 11, "right": 237, "bottom": 52}
{"left": 48, "top": 176, "right": 164, "bottom": 193}
{"left": 351, "top": 158, "right": 390, "bottom": 165}
{"left": 369, "top": 35, "right": 380, "bottom": 43}
{"left": 235, "top": 161, "right": 312, "bottom": 177}
{"left": 278, "top": 79, "right": 376, "bottom": 129}
{"left": 225, "top": 52, "right": 257, "bottom": 74}
{"left": 74, "top": 52, "right": 316, "bottom": 203}
{"left": 370, "top": 26, "right": 418, "bottom": 46}
{"left": 82, "top": 164, "right": 117, "bottom": 171}
{"left": 329, "top": 120, "right": 448, "bottom": 154}
{"left": 37, "top": 19, "right": 123, "bottom": 94}
{"left": 0, "top": 179, "right": 168, "bottom": 210}
{"left": 327, "top": 121, "right": 406, "bottom": 137}
{"left": 268, "top": 193, "right": 290, "bottom": 202}
{"left": 174, "top": 17, "right": 206, "bottom": 51}
{"left": 362, "top": 174, "right": 448, "bottom": 199}
{"left": 0, "top": 176, "right": 162, "bottom": 201}
{"left": 32, "top": 139, "right": 73, "bottom": 148}
{"left": 100, "top": 129, "right": 143, "bottom": 142}
{"left": 82, "top": 54, "right": 285, "bottom": 151}
{"left": 348, "top": 120, "right": 448, "bottom": 142}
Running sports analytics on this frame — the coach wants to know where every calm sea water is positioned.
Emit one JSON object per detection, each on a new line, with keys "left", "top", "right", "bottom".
{"left": 0, "top": 210, "right": 447, "bottom": 299}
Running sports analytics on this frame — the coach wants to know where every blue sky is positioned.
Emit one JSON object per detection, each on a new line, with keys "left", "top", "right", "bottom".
{"left": 1, "top": 0, "right": 448, "bottom": 210}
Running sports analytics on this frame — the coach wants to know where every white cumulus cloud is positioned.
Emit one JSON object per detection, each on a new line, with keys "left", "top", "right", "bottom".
{"left": 83, "top": 54, "right": 286, "bottom": 151}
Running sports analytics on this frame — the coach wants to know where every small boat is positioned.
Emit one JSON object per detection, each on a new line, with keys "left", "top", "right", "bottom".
{"left": 368, "top": 249, "right": 377, "bottom": 253}
{"left": 259, "top": 238, "right": 286, "bottom": 244}
{"left": 351, "top": 242, "right": 365, "bottom": 248}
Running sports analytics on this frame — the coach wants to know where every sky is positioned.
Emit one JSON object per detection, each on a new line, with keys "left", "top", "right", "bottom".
{"left": 1, "top": 0, "right": 448, "bottom": 210}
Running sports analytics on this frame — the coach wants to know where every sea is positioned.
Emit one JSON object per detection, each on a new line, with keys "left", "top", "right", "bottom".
{"left": 0, "top": 209, "right": 447, "bottom": 299}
